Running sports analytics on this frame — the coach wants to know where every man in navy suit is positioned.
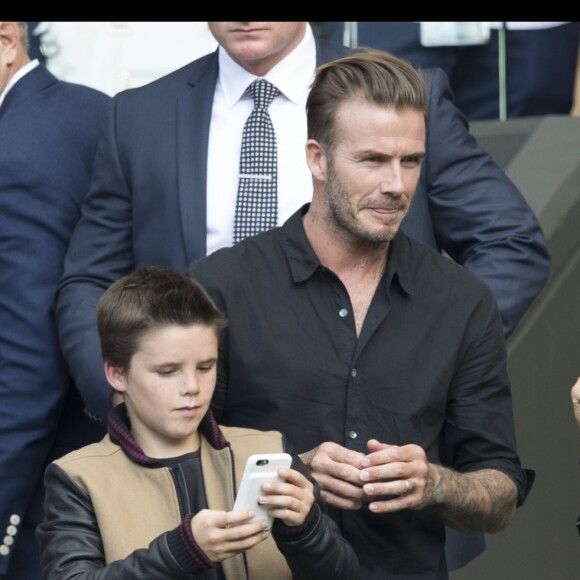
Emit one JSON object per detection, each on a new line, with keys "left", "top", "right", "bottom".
{"left": 55, "top": 22, "right": 549, "bottom": 571}
{"left": 0, "top": 21, "right": 110, "bottom": 579}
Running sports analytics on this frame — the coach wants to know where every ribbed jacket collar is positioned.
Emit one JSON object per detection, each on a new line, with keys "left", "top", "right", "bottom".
{"left": 108, "top": 404, "right": 229, "bottom": 468}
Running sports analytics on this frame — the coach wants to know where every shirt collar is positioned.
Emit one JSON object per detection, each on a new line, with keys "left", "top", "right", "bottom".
{"left": 217, "top": 23, "right": 316, "bottom": 108}
{"left": 0, "top": 59, "right": 39, "bottom": 109}
{"left": 280, "top": 203, "right": 415, "bottom": 297}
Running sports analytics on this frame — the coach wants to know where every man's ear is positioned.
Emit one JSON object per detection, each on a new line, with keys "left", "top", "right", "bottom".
{"left": 0, "top": 22, "right": 20, "bottom": 64}
{"left": 104, "top": 361, "right": 127, "bottom": 393}
{"left": 305, "top": 139, "right": 327, "bottom": 183}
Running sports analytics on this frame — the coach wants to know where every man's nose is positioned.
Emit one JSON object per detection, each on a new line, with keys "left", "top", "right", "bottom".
{"left": 378, "top": 162, "right": 405, "bottom": 196}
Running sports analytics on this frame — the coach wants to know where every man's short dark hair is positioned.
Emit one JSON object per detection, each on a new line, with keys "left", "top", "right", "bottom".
{"left": 306, "top": 48, "right": 428, "bottom": 153}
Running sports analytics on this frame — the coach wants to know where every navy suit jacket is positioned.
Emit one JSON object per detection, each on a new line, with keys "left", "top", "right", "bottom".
{"left": 0, "top": 64, "right": 110, "bottom": 577}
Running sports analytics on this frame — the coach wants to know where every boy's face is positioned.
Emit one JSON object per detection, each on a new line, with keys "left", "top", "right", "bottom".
{"left": 105, "top": 324, "right": 218, "bottom": 458}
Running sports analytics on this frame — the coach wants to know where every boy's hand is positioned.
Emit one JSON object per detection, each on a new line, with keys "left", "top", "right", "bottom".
{"left": 191, "top": 509, "right": 269, "bottom": 563}
{"left": 258, "top": 468, "right": 315, "bottom": 527}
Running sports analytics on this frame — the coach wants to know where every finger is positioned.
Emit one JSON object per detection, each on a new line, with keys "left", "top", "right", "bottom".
{"left": 321, "top": 489, "right": 364, "bottom": 510}
{"left": 364, "top": 441, "right": 426, "bottom": 467}
{"left": 316, "top": 457, "right": 364, "bottom": 486}
{"left": 223, "top": 519, "right": 269, "bottom": 540}
{"left": 224, "top": 509, "right": 257, "bottom": 527}
{"left": 361, "top": 454, "right": 428, "bottom": 485}
{"left": 366, "top": 439, "right": 391, "bottom": 453}
{"left": 364, "top": 481, "right": 422, "bottom": 514}
{"left": 317, "top": 441, "right": 365, "bottom": 469}
{"left": 362, "top": 475, "right": 418, "bottom": 497}
{"left": 312, "top": 470, "right": 365, "bottom": 499}
{"left": 261, "top": 476, "right": 313, "bottom": 505}
{"left": 276, "top": 467, "right": 311, "bottom": 490}
{"left": 331, "top": 446, "right": 366, "bottom": 469}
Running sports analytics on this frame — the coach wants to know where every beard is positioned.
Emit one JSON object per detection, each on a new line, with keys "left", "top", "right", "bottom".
{"left": 323, "top": 168, "right": 410, "bottom": 246}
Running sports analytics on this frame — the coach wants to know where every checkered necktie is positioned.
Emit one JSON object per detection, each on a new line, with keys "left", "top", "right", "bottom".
{"left": 233, "top": 79, "right": 280, "bottom": 244}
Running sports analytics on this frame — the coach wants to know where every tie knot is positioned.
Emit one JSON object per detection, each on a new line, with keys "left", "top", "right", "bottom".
{"left": 248, "top": 79, "right": 280, "bottom": 110}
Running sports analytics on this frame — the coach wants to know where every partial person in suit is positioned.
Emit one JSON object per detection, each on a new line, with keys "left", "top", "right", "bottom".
{"left": 320, "top": 21, "right": 580, "bottom": 120}
{"left": 188, "top": 48, "right": 534, "bottom": 579}
{"left": 55, "top": 21, "right": 550, "bottom": 572}
{"left": 0, "top": 21, "right": 110, "bottom": 580}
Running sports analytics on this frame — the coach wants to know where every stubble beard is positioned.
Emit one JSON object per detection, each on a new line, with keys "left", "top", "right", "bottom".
{"left": 323, "top": 169, "right": 408, "bottom": 247}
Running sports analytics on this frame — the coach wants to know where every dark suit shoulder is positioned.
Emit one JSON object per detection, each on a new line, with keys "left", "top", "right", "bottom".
{"left": 313, "top": 37, "right": 444, "bottom": 101}
{"left": 113, "top": 50, "right": 218, "bottom": 104}
{"left": 314, "top": 36, "right": 350, "bottom": 65}
{"left": 49, "top": 78, "right": 110, "bottom": 105}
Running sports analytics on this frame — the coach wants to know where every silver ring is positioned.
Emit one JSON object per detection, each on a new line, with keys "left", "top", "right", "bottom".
{"left": 406, "top": 479, "right": 416, "bottom": 493}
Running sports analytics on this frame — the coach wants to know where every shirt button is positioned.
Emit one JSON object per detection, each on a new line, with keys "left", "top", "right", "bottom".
{"left": 339, "top": 308, "right": 348, "bottom": 318}
{"left": 351, "top": 368, "right": 357, "bottom": 378}
{"left": 349, "top": 430, "right": 358, "bottom": 439}
{"left": 9, "top": 515, "right": 20, "bottom": 526}
{"left": 6, "top": 526, "right": 16, "bottom": 536}
{"left": 0, "top": 545, "right": 9, "bottom": 556}
{"left": 3, "top": 536, "right": 13, "bottom": 546}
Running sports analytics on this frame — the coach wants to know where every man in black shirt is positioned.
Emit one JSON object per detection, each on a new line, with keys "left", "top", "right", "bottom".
{"left": 189, "top": 49, "right": 533, "bottom": 579}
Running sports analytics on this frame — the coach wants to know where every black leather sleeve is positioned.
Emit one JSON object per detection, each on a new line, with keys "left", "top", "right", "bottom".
{"left": 36, "top": 464, "right": 199, "bottom": 579}
{"left": 272, "top": 444, "right": 359, "bottom": 580}
{"left": 273, "top": 503, "right": 359, "bottom": 580}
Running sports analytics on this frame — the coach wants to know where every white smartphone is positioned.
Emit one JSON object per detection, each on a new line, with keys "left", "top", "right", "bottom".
{"left": 233, "top": 452, "right": 292, "bottom": 531}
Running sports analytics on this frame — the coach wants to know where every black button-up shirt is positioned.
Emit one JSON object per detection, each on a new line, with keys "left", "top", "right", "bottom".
{"left": 190, "top": 204, "right": 533, "bottom": 579}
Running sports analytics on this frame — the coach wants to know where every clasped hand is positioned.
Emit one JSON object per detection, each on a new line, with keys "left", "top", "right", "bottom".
{"left": 307, "top": 439, "right": 431, "bottom": 513}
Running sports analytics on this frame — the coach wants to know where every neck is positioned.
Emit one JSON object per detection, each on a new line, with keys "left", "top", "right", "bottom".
{"left": 303, "top": 208, "right": 387, "bottom": 336}
{"left": 133, "top": 427, "right": 201, "bottom": 460}
{"left": 303, "top": 203, "right": 390, "bottom": 277}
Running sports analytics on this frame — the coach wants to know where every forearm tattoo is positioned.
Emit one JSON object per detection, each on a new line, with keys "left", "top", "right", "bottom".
{"left": 426, "top": 465, "right": 518, "bottom": 533}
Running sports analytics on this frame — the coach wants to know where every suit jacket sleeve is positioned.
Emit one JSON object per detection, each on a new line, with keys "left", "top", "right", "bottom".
{"left": 421, "top": 68, "right": 550, "bottom": 337}
{"left": 56, "top": 98, "right": 133, "bottom": 423}
{"left": 55, "top": 57, "right": 215, "bottom": 424}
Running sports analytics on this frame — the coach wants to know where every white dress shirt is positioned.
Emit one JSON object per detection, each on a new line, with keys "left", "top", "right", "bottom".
{"left": 206, "top": 24, "right": 316, "bottom": 254}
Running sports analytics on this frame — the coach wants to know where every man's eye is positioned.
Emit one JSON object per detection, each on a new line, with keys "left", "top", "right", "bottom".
{"left": 402, "top": 156, "right": 422, "bottom": 167}
{"left": 158, "top": 369, "right": 175, "bottom": 376}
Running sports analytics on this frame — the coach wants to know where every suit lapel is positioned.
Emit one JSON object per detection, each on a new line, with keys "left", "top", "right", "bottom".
{"left": 0, "top": 64, "right": 57, "bottom": 120}
{"left": 176, "top": 51, "right": 219, "bottom": 263}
